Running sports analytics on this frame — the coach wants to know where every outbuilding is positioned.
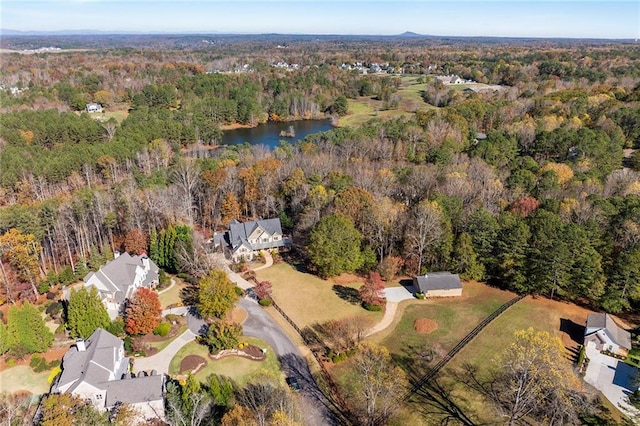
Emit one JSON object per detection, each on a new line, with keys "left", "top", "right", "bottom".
{"left": 413, "top": 272, "right": 463, "bottom": 297}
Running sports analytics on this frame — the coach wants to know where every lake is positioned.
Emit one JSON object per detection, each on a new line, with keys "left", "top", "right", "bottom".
{"left": 221, "top": 119, "right": 334, "bottom": 150}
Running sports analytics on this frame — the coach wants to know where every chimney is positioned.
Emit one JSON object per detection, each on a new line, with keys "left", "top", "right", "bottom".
{"left": 76, "top": 339, "right": 86, "bottom": 352}
{"left": 113, "top": 251, "right": 120, "bottom": 259}
{"left": 141, "top": 256, "right": 150, "bottom": 271}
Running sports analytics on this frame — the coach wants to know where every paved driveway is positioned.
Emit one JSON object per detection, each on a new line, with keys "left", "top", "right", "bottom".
{"left": 239, "top": 298, "right": 334, "bottom": 426}
{"left": 384, "top": 285, "right": 415, "bottom": 302}
{"left": 584, "top": 342, "right": 640, "bottom": 418}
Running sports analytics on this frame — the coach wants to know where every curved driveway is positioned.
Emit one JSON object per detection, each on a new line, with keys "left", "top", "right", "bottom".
{"left": 239, "top": 297, "right": 334, "bottom": 426}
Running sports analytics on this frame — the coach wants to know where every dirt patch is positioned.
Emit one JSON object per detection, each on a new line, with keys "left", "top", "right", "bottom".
{"left": 180, "top": 355, "right": 207, "bottom": 374}
{"left": 414, "top": 318, "right": 438, "bottom": 334}
{"left": 0, "top": 345, "right": 69, "bottom": 370}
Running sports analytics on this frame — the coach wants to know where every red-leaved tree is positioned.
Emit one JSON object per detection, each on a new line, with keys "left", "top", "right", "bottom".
{"left": 254, "top": 281, "right": 273, "bottom": 301}
{"left": 123, "top": 228, "right": 148, "bottom": 255}
{"left": 359, "top": 272, "right": 386, "bottom": 306}
{"left": 509, "top": 197, "right": 540, "bottom": 218}
{"left": 124, "top": 287, "right": 162, "bottom": 335}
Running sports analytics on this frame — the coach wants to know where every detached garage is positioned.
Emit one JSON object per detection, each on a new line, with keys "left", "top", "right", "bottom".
{"left": 413, "top": 272, "right": 463, "bottom": 297}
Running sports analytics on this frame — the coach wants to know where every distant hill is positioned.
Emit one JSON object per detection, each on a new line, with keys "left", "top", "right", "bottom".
{"left": 397, "top": 31, "right": 424, "bottom": 37}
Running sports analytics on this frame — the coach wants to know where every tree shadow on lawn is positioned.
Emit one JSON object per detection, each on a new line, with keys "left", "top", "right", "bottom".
{"left": 560, "top": 318, "right": 585, "bottom": 345}
{"left": 332, "top": 285, "right": 360, "bottom": 305}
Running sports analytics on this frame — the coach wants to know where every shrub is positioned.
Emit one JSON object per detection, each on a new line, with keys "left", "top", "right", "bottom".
{"left": 45, "top": 302, "right": 63, "bottom": 319}
{"left": 48, "top": 366, "right": 62, "bottom": 384}
{"left": 165, "top": 314, "right": 181, "bottom": 324}
{"left": 30, "top": 354, "right": 50, "bottom": 373}
{"left": 234, "top": 286, "right": 245, "bottom": 296}
{"left": 54, "top": 324, "right": 66, "bottom": 335}
{"left": 414, "top": 292, "right": 425, "bottom": 299}
{"left": 107, "top": 319, "right": 125, "bottom": 337}
{"left": 258, "top": 298, "right": 272, "bottom": 307}
{"left": 362, "top": 302, "right": 383, "bottom": 311}
{"left": 37, "top": 282, "right": 50, "bottom": 294}
{"left": 123, "top": 336, "right": 133, "bottom": 353}
{"left": 331, "top": 353, "right": 348, "bottom": 363}
{"left": 153, "top": 322, "right": 171, "bottom": 337}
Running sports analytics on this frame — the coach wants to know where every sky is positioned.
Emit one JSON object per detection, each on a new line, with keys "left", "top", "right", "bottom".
{"left": 2, "top": 0, "right": 639, "bottom": 39}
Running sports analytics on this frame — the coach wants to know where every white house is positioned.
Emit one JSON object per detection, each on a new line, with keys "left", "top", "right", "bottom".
{"left": 413, "top": 272, "right": 463, "bottom": 297}
{"left": 584, "top": 313, "right": 632, "bottom": 357}
{"left": 84, "top": 252, "right": 159, "bottom": 319}
{"left": 52, "top": 328, "right": 165, "bottom": 424}
{"left": 213, "top": 218, "right": 291, "bottom": 262}
{"left": 86, "top": 103, "right": 103, "bottom": 113}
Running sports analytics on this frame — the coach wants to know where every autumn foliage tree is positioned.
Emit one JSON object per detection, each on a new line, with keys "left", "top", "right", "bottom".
{"left": 196, "top": 269, "right": 239, "bottom": 320}
{"left": 124, "top": 287, "right": 162, "bottom": 335}
{"left": 0, "top": 228, "right": 42, "bottom": 300}
{"left": 254, "top": 280, "right": 273, "bottom": 301}
{"left": 359, "top": 272, "right": 386, "bottom": 307}
{"left": 123, "top": 228, "right": 148, "bottom": 255}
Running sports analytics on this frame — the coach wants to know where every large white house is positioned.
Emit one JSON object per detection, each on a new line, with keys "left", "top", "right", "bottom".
{"left": 52, "top": 328, "right": 165, "bottom": 424}
{"left": 584, "top": 313, "right": 632, "bottom": 357}
{"left": 83, "top": 252, "right": 159, "bottom": 319}
{"left": 213, "top": 218, "right": 291, "bottom": 262}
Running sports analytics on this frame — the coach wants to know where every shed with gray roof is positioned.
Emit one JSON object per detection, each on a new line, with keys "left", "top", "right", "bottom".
{"left": 413, "top": 272, "right": 463, "bottom": 297}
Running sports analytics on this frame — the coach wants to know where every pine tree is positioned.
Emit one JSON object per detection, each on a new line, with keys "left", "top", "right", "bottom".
{"left": 67, "top": 286, "right": 111, "bottom": 339}
{"left": 6, "top": 302, "right": 54, "bottom": 356}
{"left": 149, "top": 228, "right": 159, "bottom": 265}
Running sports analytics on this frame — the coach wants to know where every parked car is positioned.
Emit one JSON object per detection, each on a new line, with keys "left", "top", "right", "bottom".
{"left": 286, "top": 376, "right": 301, "bottom": 392}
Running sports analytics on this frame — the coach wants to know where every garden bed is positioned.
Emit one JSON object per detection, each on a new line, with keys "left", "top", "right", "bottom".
{"left": 210, "top": 345, "right": 265, "bottom": 361}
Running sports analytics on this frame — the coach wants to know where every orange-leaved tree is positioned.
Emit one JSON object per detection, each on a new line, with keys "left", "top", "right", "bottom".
{"left": 124, "top": 287, "right": 161, "bottom": 335}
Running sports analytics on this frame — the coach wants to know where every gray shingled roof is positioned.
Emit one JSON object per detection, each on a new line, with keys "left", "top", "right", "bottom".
{"left": 413, "top": 272, "right": 462, "bottom": 293}
{"left": 56, "top": 328, "right": 127, "bottom": 392}
{"left": 228, "top": 218, "right": 285, "bottom": 251}
{"left": 105, "top": 375, "right": 164, "bottom": 408}
{"left": 586, "top": 313, "right": 632, "bottom": 350}
{"left": 83, "top": 253, "right": 159, "bottom": 300}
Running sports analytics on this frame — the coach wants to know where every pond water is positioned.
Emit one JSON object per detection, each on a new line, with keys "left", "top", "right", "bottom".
{"left": 220, "top": 119, "right": 334, "bottom": 150}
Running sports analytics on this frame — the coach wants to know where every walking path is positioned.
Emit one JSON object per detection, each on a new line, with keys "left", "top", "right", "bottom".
{"left": 366, "top": 285, "right": 415, "bottom": 336}
{"left": 157, "top": 278, "right": 176, "bottom": 294}
{"left": 132, "top": 329, "right": 196, "bottom": 374}
{"left": 252, "top": 251, "right": 274, "bottom": 271}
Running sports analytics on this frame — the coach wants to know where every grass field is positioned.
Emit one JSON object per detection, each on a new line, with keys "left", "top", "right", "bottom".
{"left": 254, "top": 263, "right": 383, "bottom": 328}
{"left": 0, "top": 365, "right": 50, "bottom": 395}
{"left": 377, "top": 281, "right": 514, "bottom": 360}
{"left": 337, "top": 76, "right": 434, "bottom": 128}
{"left": 168, "top": 337, "right": 281, "bottom": 386}
{"left": 91, "top": 107, "right": 129, "bottom": 123}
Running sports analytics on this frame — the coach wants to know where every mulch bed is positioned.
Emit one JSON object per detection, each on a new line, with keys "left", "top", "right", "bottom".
{"left": 210, "top": 344, "right": 266, "bottom": 361}
{"left": 414, "top": 318, "right": 438, "bottom": 334}
{"left": 180, "top": 355, "right": 207, "bottom": 374}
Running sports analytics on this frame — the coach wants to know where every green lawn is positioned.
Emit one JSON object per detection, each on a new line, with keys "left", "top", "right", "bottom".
{"left": 254, "top": 263, "right": 383, "bottom": 328}
{"left": 379, "top": 281, "right": 514, "bottom": 361}
{"left": 158, "top": 277, "right": 188, "bottom": 309}
{"left": 0, "top": 365, "right": 50, "bottom": 395}
{"left": 169, "top": 337, "right": 281, "bottom": 386}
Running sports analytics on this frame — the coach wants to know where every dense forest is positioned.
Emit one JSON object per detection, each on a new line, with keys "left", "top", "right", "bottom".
{"left": 1, "top": 37, "right": 640, "bottom": 317}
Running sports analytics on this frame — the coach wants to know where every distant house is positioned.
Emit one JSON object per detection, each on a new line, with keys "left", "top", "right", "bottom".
{"left": 83, "top": 252, "right": 159, "bottom": 319}
{"left": 413, "top": 272, "right": 463, "bottom": 297}
{"left": 51, "top": 328, "right": 165, "bottom": 424}
{"left": 450, "top": 76, "right": 465, "bottom": 85}
{"left": 213, "top": 218, "right": 291, "bottom": 262}
{"left": 584, "top": 313, "right": 632, "bottom": 357}
{"left": 86, "top": 103, "right": 103, "bottom": 113}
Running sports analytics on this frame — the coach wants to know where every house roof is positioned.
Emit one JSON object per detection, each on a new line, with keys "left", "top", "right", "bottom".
{"left": 56, "top": 328, "right": 128, "bottom": 393}
{"left": 586, "top": 313, "right": 632, "bottom": 350}
{"left": 83, "top": 253, "right": 159, "bottom": 300}
{"left": 228, "top": 218, "right": 285, "bottom": 251}
{"left": 105, "top": 375, "right": 164, "bottom": 408}
{"left": 413, "top": 272, "right": 462, "bottom": 293}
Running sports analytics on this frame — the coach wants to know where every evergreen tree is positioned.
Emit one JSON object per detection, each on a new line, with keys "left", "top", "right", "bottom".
{"left": 6, "top": 301, "right": 54, "bottom": 356}
{"left": 308, "top": 214, "right": 364, "bottom": 277}
{"left": 149, "top": 228, "right": 159, "bottom": 266}
{"left": 495, "top": 213, "right": 531, "bottom": 293}
{"left": 452, "top": 232, "right": 485, "bottom": 280}
{"left": 67, "top": 286, "right": 111, "bottom": 339}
